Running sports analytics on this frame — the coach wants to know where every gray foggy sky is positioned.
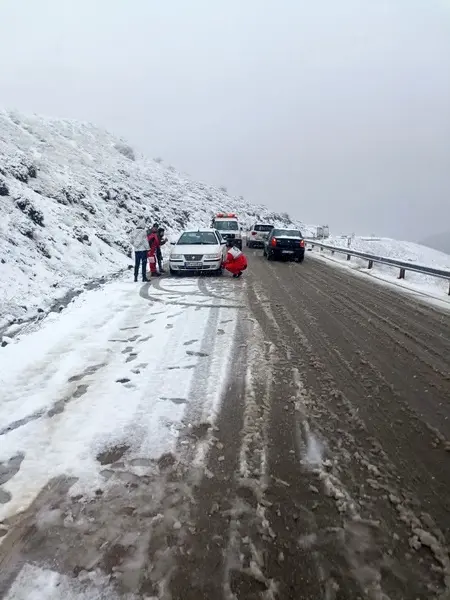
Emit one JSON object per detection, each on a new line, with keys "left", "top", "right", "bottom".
{"left": 1, "top": 0, "right": 449, "bottom": 239}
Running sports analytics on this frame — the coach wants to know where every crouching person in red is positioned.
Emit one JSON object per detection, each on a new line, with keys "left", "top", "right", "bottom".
{"left": 223, "top": 240, "right": 248, "bottom": 278}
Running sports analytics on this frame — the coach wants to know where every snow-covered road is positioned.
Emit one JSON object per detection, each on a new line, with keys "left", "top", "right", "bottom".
{"left": 0, "top": 275, "right": 240, "bottom": 524}
{"left": 1, "top": 255, "right": 450, "bottom": 600}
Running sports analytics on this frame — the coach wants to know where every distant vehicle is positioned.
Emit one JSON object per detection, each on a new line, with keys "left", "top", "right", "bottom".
{"left": 264, "top": 228, "right": 305, "bottom": 262}
{"left": 211, "top": 213, "right": 242, "bottom": 249}
{"left": 315, "top": 225, "right": 330, "bottom": 239}
{"left": 169, "top": 229, "right": 227, "bottom": 275}
{"left": 246, "top": 223, "right": 274, "bottom": 248}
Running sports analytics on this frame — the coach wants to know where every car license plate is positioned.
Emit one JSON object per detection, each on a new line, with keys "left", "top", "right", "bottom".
{"left": 281, "top": 250, "right": 294, "bottom": 254}
{"left": 185, "top": 261, "right": 203, "bottom": 268}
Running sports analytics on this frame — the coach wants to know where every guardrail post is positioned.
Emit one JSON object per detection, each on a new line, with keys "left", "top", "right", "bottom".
{"left": 347, "top": 254, "right": 351, "bottom": 261}
{"left": 368, "top": 260, "right": 373, "bottom": 269}
{"left": 399, "top": 268, "right": 406, "bottom": 280}
{"left": 331, "top": 250, "right": 335, "bottom": 255}
{"left": 320, "top": 246, "right": 323, "bottom": 252}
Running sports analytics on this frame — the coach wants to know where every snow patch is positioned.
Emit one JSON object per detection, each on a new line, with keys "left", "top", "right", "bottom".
{"left": 0, "top": 275, "right": 241, "bottom": 524}
{"left": 4, "top": 563, "right": 136, "bottom": 600}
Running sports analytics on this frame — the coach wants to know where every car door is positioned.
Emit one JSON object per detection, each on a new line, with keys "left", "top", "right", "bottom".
{"left": 217, "top": 231, "right": 227, "bottom": 260}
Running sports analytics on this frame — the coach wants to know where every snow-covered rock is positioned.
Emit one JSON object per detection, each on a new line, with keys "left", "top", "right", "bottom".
{"left": 0, "top": 109, "right": 310, "bottom": 329}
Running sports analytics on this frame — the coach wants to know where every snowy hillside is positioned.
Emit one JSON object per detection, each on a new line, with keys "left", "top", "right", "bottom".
{"left": 0, "top": 109, "right": 308, "bottom": 330}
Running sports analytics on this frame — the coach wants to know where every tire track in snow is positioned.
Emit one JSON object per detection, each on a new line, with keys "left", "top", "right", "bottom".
{"left": 168, "top": 315, "right": 281, "bottom": 599}
{"left": 245, "top": 282, "right": 385, "bottom": 598}
{"left": 245, "top": 251, "right": 450, "bottom": 598}
{"left": 298, "top": 264, "right": 450, "bottom": 378}
{"left": 0, "top": 277, "right": 245, "bottom": 598}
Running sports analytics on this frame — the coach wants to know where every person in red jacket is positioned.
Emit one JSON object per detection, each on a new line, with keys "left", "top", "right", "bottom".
{"left": 147, "top": 223, "right": 161, "bottom": 276}
{"left": 223, "top": 240, "right": 248, "bottom": 278}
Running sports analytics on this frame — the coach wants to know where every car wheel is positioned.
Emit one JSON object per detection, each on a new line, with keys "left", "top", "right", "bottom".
{"left": 215, "top": 267, "right": 223, "bottom": 276}
{"left": 170, "top": 268, "right": 178, "bottom": 276}
{"left": 297, "top": 256, "right": 305, "bottom": 263}
{"left": 267, "top": 252, "right": 273, "bottom": 261}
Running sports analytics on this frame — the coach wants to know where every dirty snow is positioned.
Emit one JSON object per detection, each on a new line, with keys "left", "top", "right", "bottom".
{"left": 4, "top": 563, "right": 134, "bottom": 600}
{"left": 0, "top": 274, "right": 240, "bottom": 523}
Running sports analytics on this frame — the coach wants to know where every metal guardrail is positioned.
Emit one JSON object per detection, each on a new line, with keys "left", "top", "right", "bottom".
{"left": 306, "top": 240, "right": 450, "bottom": 295}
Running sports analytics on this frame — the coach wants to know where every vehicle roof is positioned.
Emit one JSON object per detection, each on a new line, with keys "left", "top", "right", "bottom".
{"left": 253, "top": 222, "right": 274, "bottom": 225}
{"left": 272, "top": 227, "right": 303, "bottom": 236}
{"left": 180, "top": 228, "right": 219, "bottom": 233}
{"left": 273, "top": 227, "right": 302, "bottom": 230}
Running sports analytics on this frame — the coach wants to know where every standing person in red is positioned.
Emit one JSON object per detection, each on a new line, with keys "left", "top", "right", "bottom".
{"left": 147, "top": 223, "right": 161, "bottom": 277}
{"left": 223, "top": 240, "right": 248, "bottom": 278}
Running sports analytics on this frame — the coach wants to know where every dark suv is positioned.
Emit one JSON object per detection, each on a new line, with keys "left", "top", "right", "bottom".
{"left": 264, "top": 228, "right": 305, "bottom": 262}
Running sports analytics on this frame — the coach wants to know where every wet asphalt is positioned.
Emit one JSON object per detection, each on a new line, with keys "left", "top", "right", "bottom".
{"left": 1, "top": 250, "right": 450, "bottom": 599}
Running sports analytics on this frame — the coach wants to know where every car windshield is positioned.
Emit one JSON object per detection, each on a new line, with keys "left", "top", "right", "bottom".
{"left": 254, "top": 224, "right": 274, "bottom": 232}
{"left": 272, "top": 229, "right": 302, "bottom": 238}
{"left": 177, "top": 231, "right": 218, "bottom": 245}
{"left": 214, "top": 220, "right": 239, "bottom": 231}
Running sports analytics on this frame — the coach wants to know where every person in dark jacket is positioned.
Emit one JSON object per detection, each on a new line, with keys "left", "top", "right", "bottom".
{"left": 156, "top": 227, "right": 168, "bottom": 273}
{"left": 130, "top": 220, "right": 150, "bottom": 282}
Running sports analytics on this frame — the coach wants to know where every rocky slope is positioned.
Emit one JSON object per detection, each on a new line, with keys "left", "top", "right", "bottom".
{"left": 0, "top": 109, "right": 309, "bottom": 330}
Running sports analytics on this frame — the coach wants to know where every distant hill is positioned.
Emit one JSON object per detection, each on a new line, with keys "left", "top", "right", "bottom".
{"left": 421, "top": 232, "right": 450, "bottom": 255}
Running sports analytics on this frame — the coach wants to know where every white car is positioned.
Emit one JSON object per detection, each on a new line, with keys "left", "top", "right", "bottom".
{"left": 169, "top": 229, "right": 227, "bottom": 275}
{"left": 247, "top": 223, "right": 274, "bottom": 248}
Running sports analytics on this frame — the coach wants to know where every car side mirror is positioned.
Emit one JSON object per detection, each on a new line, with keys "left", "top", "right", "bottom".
{"left": 170, "top": 241, "right": 176, "bottom": 246}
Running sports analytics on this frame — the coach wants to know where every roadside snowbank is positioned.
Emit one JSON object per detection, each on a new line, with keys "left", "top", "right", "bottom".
{"left": 0, "top": 275, "right": 239, "bottom": 522}
{"left": 311, "top": 236, "right": 450, "bottom": 301}
{"left": 328, "top": 236, "right": 450, "bottom": 270}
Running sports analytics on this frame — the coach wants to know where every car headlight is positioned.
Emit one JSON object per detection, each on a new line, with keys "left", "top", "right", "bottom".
{"left": 170, "top": 254, "right": 183, "bottom": 260}
{"left": 205, "top": 253, "right": 221, "bottom": 260}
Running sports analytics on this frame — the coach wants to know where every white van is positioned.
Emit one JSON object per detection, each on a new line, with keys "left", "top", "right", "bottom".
{"left": 211, "top": 213, "right": 242, "bottom": 249}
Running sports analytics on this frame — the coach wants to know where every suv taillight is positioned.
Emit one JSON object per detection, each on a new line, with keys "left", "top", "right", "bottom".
{"left": 300, "top": 240, "right": 305, "bottom": 248}
{"left": 271, "top": 237, "right": 277, "bottom": 247}
{"left": 251, "top": 231, "right": 257, "bottom": 236}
